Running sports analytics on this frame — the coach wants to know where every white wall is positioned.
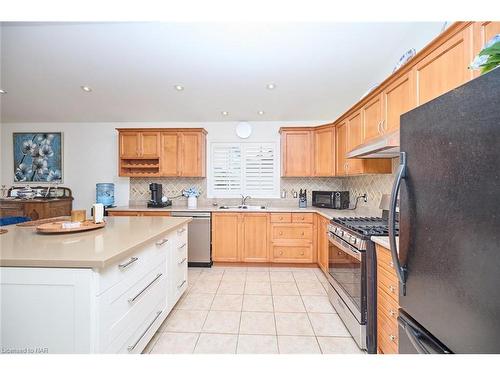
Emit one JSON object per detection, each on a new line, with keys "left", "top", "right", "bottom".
{"left": 0, "top": 121, "right": 324, "bottom": 210}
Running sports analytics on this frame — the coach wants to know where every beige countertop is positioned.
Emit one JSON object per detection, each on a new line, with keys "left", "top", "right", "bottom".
{"left": 0, "top": 216, "right": 191, "bottom": 269}
{"left": 108, "top": 204, "right": 378, "bottom": 221}
{"left": 371, "top": 236, "right": 399, "bottom": 252}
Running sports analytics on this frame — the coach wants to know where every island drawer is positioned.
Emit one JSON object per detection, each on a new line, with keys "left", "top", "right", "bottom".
{"left": 95, "top": 234, "right": 171, "bottom": 295}
{"left": 175, "top": 224, "right": 188, "bottom": 247}
{"left": 272, "top": 224, "right": 313, "bottom": 241}
{"left": 98, "top": 262, "right": 168, "bottom": 352}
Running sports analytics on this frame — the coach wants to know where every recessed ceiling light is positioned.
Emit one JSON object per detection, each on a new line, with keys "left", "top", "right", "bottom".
{"left": 221, "top": 111, "right": 229, "bottom": 116}
{"left": 80, "top": 85, "right": 92, "bottom": 92}
{"left": 266, "top": 83, "right": 276, "bottom": 90}
{"left": 0, "top": 89, "right": 6, "bottom": 94}
{"left": 174, "top": 85, "right": 184, "bottom": 91}
{"left": 257, "top": 110, "right": 265, "bottom": 115}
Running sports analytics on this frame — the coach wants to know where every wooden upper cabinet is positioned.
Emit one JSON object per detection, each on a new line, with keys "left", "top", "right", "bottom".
{"left": 382, "top": 72, "right": 416, "bottom": 133}
{"left": 140, "top": 132, "right": 160, "bottom": 158}
{"left": 335, "top": 121, "right": 347, "bottom": 176}
{"left": 313, "top": 125, "right": 336, "bottom": 176}
{"left": 362, "top": 94, "right": 384, "bottom": 143}
{"left": 160, "top": 132, "right": 179, "bottom": 176}
{"left": 280, "top": 128, "right": 313, "bottom": 177}
{"left": 347, "top": 110, "right": 362, "bottom": 152}
{"left": 180, "top": 131, "right": 206, "bottom": 177}
{"left": 119, "top": 132, "right": 141, "bottom": 158}
{"left": 212, "top": 213, "right": 241, "bottom": 262}
{"left": 241, "top": 213, "right": 269, "bottom": 262}
{"left": 414, "top": 27, "right": 473, "bottom": 106}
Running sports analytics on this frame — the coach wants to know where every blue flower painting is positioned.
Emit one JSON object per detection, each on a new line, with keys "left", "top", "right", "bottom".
{"left": 13, "top": 132, "right": 63, "bottom": 183}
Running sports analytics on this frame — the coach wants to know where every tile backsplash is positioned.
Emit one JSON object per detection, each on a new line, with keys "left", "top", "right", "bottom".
{"left": 129, "top": 160, "right": 397, "bottom": 212}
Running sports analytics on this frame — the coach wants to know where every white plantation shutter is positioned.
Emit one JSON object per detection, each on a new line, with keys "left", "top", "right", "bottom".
{"left": 208, "top": 142, "right": 278, "bottom": 198}
{"left": 210, "top": 144, "right": 242, "bottom": 196}
{"left": 243, "top": 143, "right": 277, "bottom": 197}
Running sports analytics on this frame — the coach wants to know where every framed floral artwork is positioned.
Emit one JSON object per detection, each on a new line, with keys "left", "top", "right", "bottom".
{"left": 13, "top": 132, "right": 63, "bottom": 183}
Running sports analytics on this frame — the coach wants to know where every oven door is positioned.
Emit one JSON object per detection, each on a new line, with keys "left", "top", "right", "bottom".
{"left": 327, "top": 232, "right": 366, "bottom": 323}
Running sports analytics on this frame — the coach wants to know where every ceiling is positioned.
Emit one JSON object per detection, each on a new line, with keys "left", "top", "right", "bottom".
{"left": 0, "top": 22, "right": 443, "bottom": 123}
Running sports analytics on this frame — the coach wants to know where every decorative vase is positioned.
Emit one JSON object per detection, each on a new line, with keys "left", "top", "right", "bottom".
{"left": 187, "top": 196, "right": 197, "bottom": 209}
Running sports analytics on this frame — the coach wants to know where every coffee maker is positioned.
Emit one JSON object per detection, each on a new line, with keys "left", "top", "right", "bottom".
{"left": 147, "top": 183, "right": 171, "bottom": 208}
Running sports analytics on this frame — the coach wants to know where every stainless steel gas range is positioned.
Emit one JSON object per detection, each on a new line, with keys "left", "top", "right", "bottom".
{"left": 326, "top": 216, "right": 398, "bottom": 354}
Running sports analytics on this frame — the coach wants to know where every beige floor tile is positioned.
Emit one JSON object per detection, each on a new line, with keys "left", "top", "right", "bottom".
{"left": 277, "top": 336, "right": 321, "bottom": 354}
{"left": 270, "top": 271, "right": 294, "bottom": 282}
{"left": 142, "top": 331, "right": 161, "bottom": 353}
{"left": 239, "top": 312, "right": 276, "bottom": 335}
{"left": 296, "top": 281, "right": 327, "bottom": 296}
{"left": 275, "top": 312, "right": 314, "bottom": 336}
{"left": 293, "top": 271, "right": 318, "bottom": 282}
{"left": 162, "top": 309, "right": 208, "bottom": 333}
{"left": 211, "top": 294, "right": 243, "bottom": 311}
{"left": 237, "top": 335, "right": 278, "bottom": 354}
{"left": 217, "top": 280, "right": 245, "bottom": 294}
{"left": 271, "top": 282, "right": 300, "bottom": 296}
{"left": 194, "top": 333, "right": 237, "bottom": 354}
{"left": 197, "top": 273, "right": 224, "bottom": 282}
{"left": 175, "top": 293, "right": 215, "bottom": 311}
{"left": 202, "top": 310, "right": 241, "bottom": 334}
{"left": 242, "top": 295, "right": 274, "bottom": 312}
{"left": 246, "top": 266, "right": 270, "bottom": 271}
{"left": 189, "top": 280, "right": 220, "bottom": 294}
{"left": 246, "top": 271, "right": 270, "bottom": 282}
{"left": 222, "top": 271, "right": 247, "bottom": 282}
{"left": 314, "top": 271, "right": 328, "bottom": 283}
{"left": 301, "top": 296, "right": 336, "bottom": 313}
{"left": 308, "top": 313, "right": 351, "bottom": 337}
{"left": 317, "top": 337, "right": 364, "bottom": 354}
{"left": 273, "top": 295, "right": 306, "bottom": 312}
{"left": 150, "top": 332, "right": 199, "bottom": 354}
{"left": 245, "top": 281, "right": 272, "bottom": 295}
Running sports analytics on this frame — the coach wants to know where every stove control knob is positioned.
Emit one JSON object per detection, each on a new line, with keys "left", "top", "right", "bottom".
{"left": 351, "top": 237, "right": 357, "bottom": 245}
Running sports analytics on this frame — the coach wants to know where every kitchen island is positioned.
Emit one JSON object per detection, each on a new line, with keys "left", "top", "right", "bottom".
{"left": 0, "top": 216, "right": 191, "bottom": 354}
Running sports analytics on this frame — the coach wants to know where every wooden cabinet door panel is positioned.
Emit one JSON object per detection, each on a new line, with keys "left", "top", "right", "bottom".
{"left": 242, "top": 213, "right": 269, "bottom": 262}
{"left": 120, "top": 132, "right": 140, "bottom": 158}
{"left": 313, "top": 126, "right": 335, "bottom": 176}
{"left": 141, "top": 132, "right": 160, "bottom": 158}
{"left": 160, "top": 132, "right": 179, "bottom": 176}
{"left": 317, "top": 216, "right": 329, "bottom": 273}
{"left": 212, "top": 213, "right": 240, "bottom": 262}
{"left": 347, "top": 111, "right": 362, "bottom": 152}
{"left": 180, "top": 132, "right": 204, "bottom": 177}
{"left": 281, "top": 130, "right": 312, "bottom": 176}
{"left": 383, "top": 72, "right": 416, "bottom": 133}
{"left": 362, "top": 94, "right": 383, "bottom": 142}
{"left": 415, "top": 28, "right": 473, "bottom": 105}
{"left": 335, "top": 122, "right": 347, "bottom": 176}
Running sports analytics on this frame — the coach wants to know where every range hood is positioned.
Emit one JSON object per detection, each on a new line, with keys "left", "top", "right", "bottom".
{"left": 346, "top": 130, "right": 400, "bottom": 158}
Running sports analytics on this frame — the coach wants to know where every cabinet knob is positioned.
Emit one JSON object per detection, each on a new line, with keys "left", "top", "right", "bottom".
{"left": 389, "top": 285, "right": 396, "bottom": 293}
{"left": 389, "top": 261, "right": 394, "bottom": 268}
{"left": 300, "top": 251, "right": 304, "bottom": 256}
{"left": 280, "top": 217, "right": 283, "bottom": 220}
{"left": 389, "top": 335, "right": 396, "bottom": 342}
{"left": 301, "top": 232, "right": 304, "bottom": 236}
{"left": 389, "top": 309, "right": 396, "bottom": 317}
{"left": 279, "top": 231, "right": 283, "bottom": 235}
{"left": 279, "top": 251, "right": 283, "bottom": 255}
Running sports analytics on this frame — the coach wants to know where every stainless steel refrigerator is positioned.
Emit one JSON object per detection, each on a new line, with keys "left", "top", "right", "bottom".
{"left": 388, "top": 67, "right": 500, "bottom": 353}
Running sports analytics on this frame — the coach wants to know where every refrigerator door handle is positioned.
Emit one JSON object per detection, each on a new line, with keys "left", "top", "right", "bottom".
{"left": 390, "top": 151, "right": 407, "bottom": 294}
{"left": 398, "top": 313, "right": 452, "bottom": 354}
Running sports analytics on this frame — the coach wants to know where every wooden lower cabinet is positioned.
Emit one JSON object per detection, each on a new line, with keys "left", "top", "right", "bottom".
{"left": 107, "top": 210, "right": 171, "bottom": 217}
{"left": 241, "top": 213, "right": 270, "bottom": 262}
{"left": 212, "top": 212, "right": 241, "bottom": 262}
{"left": 271, "top": 213, "right": 314, "bottom": 264}
{"left": 376, "top": 243, "right": 400, "bottom": 354}
{"left": 317, "top": 215, "right": 329, "bottom": 273}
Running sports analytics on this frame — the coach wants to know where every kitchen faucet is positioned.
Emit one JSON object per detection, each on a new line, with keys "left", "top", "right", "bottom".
{"left": 241, "top": 194, "right": 251, "bottom": 206}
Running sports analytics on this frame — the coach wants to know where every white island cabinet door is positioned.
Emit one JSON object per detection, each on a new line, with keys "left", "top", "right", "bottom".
{"left": 168, "top": 224, "right": 189, "bottom": 310}
{"left": 0, "top": 267, "right": 94, "bottom": 354}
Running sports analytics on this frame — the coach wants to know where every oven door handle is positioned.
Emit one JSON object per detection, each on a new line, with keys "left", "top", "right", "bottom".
{"left": 328, "top": 233, "right": 361, "bottom": 261}
{"left": 390, "top": 151, "right": 407, "bottom": 295}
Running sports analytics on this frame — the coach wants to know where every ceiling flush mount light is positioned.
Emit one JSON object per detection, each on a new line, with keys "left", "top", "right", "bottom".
{"left": 174, "top": 85, "right": 184, "bottom": 91}
{"left": 221, "top": 111, "right": 229, "bottom": 116}
{"left": 80, "top": 85, "right": 92, "bottom": 92}
{"left": 266, "top": 83, "right": 276, "bottom": 90}
{"left": 236, "top": 122, "right": 252, "bottom": 139}
{"left": 0, "top": 89, "right": 7, "bottom": 94}
{"left": 257, "top": 110, "right": 265, "bottom": 115}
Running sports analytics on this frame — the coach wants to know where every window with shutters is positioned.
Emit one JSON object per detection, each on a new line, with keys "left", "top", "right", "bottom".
{"left": 208, "top": 142, "right": 279, "bottom": 198}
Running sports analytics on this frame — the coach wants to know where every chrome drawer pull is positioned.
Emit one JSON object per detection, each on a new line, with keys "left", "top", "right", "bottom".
{"left": 177, "top": 280, "right": 187, "bottom": 289}
{"left": 118, "top": 257, "right": 138, "bottom": 269}
{"left": 177, "top": 228, "right": 186, "bottom": 234}
{"left": 128, "top": 273, "right": 162, "bottom": 303}
{"left": 178, "top": 243, "right": 187, "bottom": 249}
{"left": 178, "top": 257, "right": 187, "bottom": 265}
{"left": 156, "top": 238, "right": 168, "bottom": 246}
{"left": 127, "top": 310, "right": 163, "bottom": 352}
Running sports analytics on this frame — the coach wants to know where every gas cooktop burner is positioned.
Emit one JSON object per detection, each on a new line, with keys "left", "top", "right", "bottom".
{"left": 331, "top": 216, "right": 399, "bottom": 237}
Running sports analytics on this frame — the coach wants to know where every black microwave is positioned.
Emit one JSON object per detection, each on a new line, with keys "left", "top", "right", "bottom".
{"left": 312, "top": 191, "right": 350, "bottom": 209}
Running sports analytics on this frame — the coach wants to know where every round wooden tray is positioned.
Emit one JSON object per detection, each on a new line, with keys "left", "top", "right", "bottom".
{"left": 36, "top": 220, "right": 106, "bottom": 234}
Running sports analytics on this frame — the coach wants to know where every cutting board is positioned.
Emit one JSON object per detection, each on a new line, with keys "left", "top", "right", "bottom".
{"left": 36, "top": 220, "right": 106, "bottom": 234}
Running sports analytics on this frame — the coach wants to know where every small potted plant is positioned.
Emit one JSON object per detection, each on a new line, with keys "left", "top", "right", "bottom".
{"left": 183, "top": 187, "right": 200, "bottom": 209}
{"left": 470, "top": 34, "right": 500, "bottom": 74}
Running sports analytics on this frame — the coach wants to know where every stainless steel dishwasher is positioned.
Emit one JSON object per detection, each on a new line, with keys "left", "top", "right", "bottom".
{"left": 171, "top": 211, "right": 212, "bottom": 267}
